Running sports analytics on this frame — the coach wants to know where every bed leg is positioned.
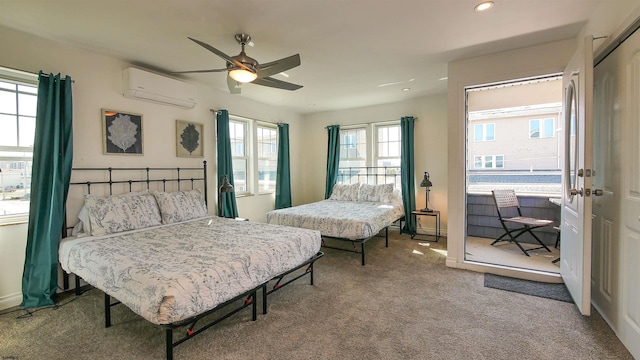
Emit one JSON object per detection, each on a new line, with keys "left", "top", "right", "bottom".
{"left": 385, "top": 227, "right": 389, "bottom": 247}
{"left": 310, "top": 263, "right": 315, "bottom": 286}
{"left": 166, "top": 328, "right": 173, "bottom": 360}
{"left": 104, "top": 293, "right": 111, "bottom": 328}
{"left": 252, "top": 291, "right": 257, "bottom": 321}
{"left": 75, "top": 275, "right": 81, "bottom": 296}
{"left": 262, "top": 285, "right": 268, "bottom": 315}
{"left": 361, "top": 242, "right": 366, "bottom": 266}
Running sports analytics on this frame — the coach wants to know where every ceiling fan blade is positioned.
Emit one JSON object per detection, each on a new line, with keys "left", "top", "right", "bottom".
{"left": 172, "top": 68, "right": 228, "bottom": 74}
{"left": 253, "top": 76, "right": 303, "bottom": 91}
{"left": 227, "top": 75, "right": 242, "bottom": 94}
{"left": 256, "top": 54, "right": 301, "bottom": 79}
{"left": 187, "top": 37, "right": 252, "bottom": 72}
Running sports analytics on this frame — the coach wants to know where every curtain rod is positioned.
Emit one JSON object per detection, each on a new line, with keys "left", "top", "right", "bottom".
{"left": 210, "top": 109, "right": 285, "bottom": 126}
{"left": 324, "top": 117, "right": 418, "bottom": 129}
{"left": 39, "top": 73, "right": 75, "bottom": 83}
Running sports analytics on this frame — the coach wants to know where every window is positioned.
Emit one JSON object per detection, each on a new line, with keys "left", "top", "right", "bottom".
{"left": 474, "top": 155, "right": 504, "bottom": 169}
{"left": 229, "top": 119, "right": 248, "bottom": 194}
{"left": 375, "top": 124, "right": 401, "bottom": 167}
{"left": 474, "top": 123, "right": 495, "bottom": 141}
{"left": 529, "top": 118, "right": 554, "bottom": 138}
{"left": 257, "top": 124, "right": 277, "bottom": 193}
{"left": 339, "top": 128, "right": 366, "bottom": 168}
{"left": 0, "top": 72, "right": 37, "bottom": 219}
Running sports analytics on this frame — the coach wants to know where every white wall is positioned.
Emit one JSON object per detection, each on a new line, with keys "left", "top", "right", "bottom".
{"left": 300, "top": 94, "right": 449, "bottom": 232}
{"left": 0, "top": 24, "right": 304, "bottom": 309}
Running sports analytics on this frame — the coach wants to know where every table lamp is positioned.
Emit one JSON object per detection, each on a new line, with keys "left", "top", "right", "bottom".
{"left": 420, "top": 171, "right": 433, "bottom": 212}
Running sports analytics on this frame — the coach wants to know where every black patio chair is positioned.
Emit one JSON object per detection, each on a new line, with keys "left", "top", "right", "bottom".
{"left": 491, "top": 189, "right": 553, "bottom": 256}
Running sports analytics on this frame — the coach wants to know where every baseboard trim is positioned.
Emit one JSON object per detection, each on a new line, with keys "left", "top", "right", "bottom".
{"left": 0, "top": 292, "right": 22, "bottom": 310}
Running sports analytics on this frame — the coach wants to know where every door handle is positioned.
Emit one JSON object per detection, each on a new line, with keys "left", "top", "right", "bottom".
{"left": 570, "top": 188, "right": 583, "bottom": 196}
{"left": 593, "top": 189, "right": 604, "bottom": 196}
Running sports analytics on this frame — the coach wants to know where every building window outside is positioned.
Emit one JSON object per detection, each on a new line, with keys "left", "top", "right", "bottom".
{"left": 529, "top": 118, "right": 554, "bottom": 138}
{"left": 474, "top": 123, "right": 495, "bottom": 142}
{"left": 474, "top": 155, "right": 505, "bottom": 169}
{"left": 257, "top": 124, "right": 277, "bottom": 193}
{"left": 0, "top": 75, "right": 37, "bottom": 219}
{"left": 229, "top": 119, "right": 248, "bottom": 194}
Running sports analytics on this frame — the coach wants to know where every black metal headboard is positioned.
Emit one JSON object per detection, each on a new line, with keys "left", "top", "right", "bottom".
{"left": 64, "top": 161, "right": 208, "bottom": 233}
{"left": 336, "top": 166, "right": 402, "bottom": 189}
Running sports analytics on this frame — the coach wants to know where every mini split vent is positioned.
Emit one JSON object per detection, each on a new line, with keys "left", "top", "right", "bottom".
{"left": 122, "top": 67, "right": 196, "bottom": 109}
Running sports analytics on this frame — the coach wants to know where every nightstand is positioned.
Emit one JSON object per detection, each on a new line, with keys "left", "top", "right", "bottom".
{"left": 411, "top": 210, "right": 440, "bottom": 242}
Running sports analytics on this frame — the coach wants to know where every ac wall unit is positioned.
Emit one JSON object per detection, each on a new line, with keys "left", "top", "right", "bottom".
{"left": 122, "top": 67, "right": 196, "bottom": 109}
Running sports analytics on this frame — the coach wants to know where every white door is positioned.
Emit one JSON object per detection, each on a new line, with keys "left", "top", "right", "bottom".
{"left": 561, "top": 35, "right": 593, "bottom": 316}
{"left": 618, "top": 26, "right": 640, "bottom": 358}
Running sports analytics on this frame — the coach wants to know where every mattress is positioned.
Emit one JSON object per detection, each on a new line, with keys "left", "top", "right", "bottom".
{"left": 59, "top": 217, "right": 321, "bottom": 325}
{"left": 266, "top": 200, "right": 404, "bottom": 240}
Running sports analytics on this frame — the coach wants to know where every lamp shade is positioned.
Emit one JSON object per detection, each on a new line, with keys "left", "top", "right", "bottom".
{"left": 228, "top": 68, "right": 257, "bottom": 83}
{"left": 420, "top": 172, "right": 433, "bottom": 187}
{"left": 219, "top": 174, "right": 234, "bottom": 193}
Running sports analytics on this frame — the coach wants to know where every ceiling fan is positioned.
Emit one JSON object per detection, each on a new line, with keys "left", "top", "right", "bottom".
{"left": 174, "top": 34, "right": 302, "bottom": 94}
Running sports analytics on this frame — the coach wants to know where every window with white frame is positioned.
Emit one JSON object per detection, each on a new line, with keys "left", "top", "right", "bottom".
{"left": 229, "top": 119, "right": 248, "bottom": 194}
{"left": 474, "top": 123, "right": 495, "bottom": 142}
{"left": 474, "top": 155, "right": 504, "bottom": 169}
{"left": 339, "top": 127, "right": 366, "bottom": 168}
{"left": 256, "top": 124, "right": 277, "bottom": 193}
{"left": 0, "top": 70, "right": 37, "bottom": 219}
{"left": 529, "top": 118, "right": 554, "bottom": 138}
{"left": 375, "top": 124, "right": 401, "bottom": 167}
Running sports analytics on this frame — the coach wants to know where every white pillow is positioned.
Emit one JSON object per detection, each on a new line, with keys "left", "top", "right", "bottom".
{"left": 70, "top": 205, "right": 92, "bottom": 237}
{"left": 152, "top": 189, "right": 208, "bottom": 224}
{"left": 358, "top": 183, "right": 395, "bottom": 203}
{"left": 84, "top": 192, "right": 162, "bottom": 236}
{"left": 329, "top": 183, "right": 361, "bottom": 201}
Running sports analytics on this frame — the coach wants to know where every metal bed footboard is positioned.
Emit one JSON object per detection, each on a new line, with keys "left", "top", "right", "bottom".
{"left": 104, "top": 284, "right": 262, "bottom": 360}
{"left": 321, "top": 226, "right": 390, "bottom": 266}
{"left": 263, "top": 251, "right": 324, "bottom": 314}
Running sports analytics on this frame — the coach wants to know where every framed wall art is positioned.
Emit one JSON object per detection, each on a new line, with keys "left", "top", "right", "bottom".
{"left": 102, "top": 109, "right": 143, "bottom": 155}
{"left": 176, "top": 120, "right": 204, "bottom": 158}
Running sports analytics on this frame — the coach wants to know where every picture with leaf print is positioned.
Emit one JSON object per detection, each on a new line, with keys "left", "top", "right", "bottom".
{"left": 176, "top": 120, "right": 203, "bottom": 158}
{"left": 103, "top": 109, "right": 143, "bottom": 155}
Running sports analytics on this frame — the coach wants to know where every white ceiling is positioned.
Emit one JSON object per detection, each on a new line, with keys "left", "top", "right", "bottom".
{"left": 0, "top": 0, "right": 603, "bottom": 114}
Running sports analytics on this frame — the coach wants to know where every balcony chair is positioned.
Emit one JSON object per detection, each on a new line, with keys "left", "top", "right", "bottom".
{"left": 491, "top": 189, "right": 553, "bottom": 256}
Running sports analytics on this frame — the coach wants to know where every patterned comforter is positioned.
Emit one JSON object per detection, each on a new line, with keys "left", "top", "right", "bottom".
{"left": 59, "top": 217, "right": 321, "bottom": 325}
{"left": 266, "top": 200, "right": 404, "bottom": 240}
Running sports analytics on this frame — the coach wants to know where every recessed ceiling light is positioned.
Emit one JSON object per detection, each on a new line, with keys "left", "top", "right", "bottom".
{"left": 308, "top": 103, "right": 316, "bottom": 107}
{"left": 474, "top": 1, "right": 494, "bottom": 11}
{"left": 402, "top": 88, "right": 411, "bottom": 92}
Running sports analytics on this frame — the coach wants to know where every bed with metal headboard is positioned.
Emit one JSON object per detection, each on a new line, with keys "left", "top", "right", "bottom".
{"left": 58, "top": 161, "right": 323, "bottom": 360}
{"left": 266, "top": 166, "right": 404, "bottom": 266}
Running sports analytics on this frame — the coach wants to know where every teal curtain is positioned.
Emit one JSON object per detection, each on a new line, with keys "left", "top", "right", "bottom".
{"left": 21, "top": 72, "right": 73, "bottom": 308}
{"left": 400, "top": 116, "right": 416, "bottom": 235}
{"left": 275, "top": 123, "right": 292, "bottom": 209}
{"left": 216, "top": 110, "right": 239, "bottom": 218}
{"left": 324, "top": 125, "right": 340, "bottom": 199}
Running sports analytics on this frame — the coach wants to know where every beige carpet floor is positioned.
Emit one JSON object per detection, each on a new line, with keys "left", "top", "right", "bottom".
{"left": 0, "top": 231, "right": 632, "bottom": 360}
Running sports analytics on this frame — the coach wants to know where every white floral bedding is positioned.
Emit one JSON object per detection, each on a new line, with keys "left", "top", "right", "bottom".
{"left": 59, "top": 217, "right": 321, "bottom": 325}
{"left": 266, "top": 200, "right": 404, "bottom": 240}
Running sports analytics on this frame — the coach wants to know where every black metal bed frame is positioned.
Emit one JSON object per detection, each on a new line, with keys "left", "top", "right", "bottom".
{"left": 323, "top": 166, "right": 404, "bottom": 266}
{"left": 61, "top": 161, "right": 325, "bottom": 360}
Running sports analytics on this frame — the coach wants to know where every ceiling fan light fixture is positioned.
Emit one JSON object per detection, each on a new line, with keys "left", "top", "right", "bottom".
{"left": 474, "top": 1, "right": 494, "bottom": 12}
{"left": 229, "top": 68, "right": 257, "bottom": 83}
